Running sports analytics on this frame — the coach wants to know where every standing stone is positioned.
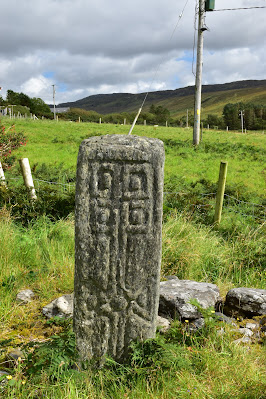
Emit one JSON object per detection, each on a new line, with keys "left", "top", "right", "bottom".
{"left": 74, "top": 135, "right": 165, "bottom": 366}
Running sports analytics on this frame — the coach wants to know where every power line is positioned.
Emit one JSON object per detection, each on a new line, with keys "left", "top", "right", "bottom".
{"left": 128, "top": 0, "right": 191, "bottom": 134}
{"left": 213, "top": 6, "right": 266, "bottom": 12}
{"left": 140, "top": 0, "right": 190, "bottom": 109}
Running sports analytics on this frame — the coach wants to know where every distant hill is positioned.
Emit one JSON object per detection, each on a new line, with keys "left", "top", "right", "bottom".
{"left": 58, "top": 80, "right": 266, "bottom": 117}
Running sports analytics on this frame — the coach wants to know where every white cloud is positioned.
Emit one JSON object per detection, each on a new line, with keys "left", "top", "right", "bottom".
{"left": 0, "top": 0, "right": 265, "bottom": 103}
{"left": 21, "top": 76, "right": 53, "bottom": 98}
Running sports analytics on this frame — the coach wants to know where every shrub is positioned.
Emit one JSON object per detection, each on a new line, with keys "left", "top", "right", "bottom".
{"left": 0, "top": 121, "right": 27, "bottom": 169}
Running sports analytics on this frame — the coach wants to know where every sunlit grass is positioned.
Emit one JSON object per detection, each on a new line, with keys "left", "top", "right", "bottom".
{"left": 0, "top": 118, "right": 265, "bottom": 398}
{"left": 2, "top": 119, "right": 265, "bottom": 200}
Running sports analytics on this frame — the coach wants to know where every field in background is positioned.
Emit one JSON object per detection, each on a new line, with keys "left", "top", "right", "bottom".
{"left": 0, "top": 118, "right": 265, "bottom": 398}
{"left": 3, "top": 119, "right": 265, "bottom": 194}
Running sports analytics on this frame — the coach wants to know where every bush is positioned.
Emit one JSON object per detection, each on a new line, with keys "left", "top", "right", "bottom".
{"left": 0, "top": 121, "right": 27, "bottom": 169}
{"left": 0, "top": 184, "right": 75, "bottom": 225}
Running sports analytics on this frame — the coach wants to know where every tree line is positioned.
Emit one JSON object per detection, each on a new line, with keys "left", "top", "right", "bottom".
{"left": 58, "top": 102, "right": 265, "bottom": 131}
{"left": 222, "top": 103, "right": 266, "bottom": 130}
{"left": 1, "top": 89, "right": 265, "bottom": 131}
{"left": 0, "top": 90, "right": 52, "bottom": 118}
{"left": 58, "top": 104, "right": 176, "bottom": 126}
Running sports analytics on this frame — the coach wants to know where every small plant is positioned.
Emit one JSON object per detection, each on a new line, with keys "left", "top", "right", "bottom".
{"left": 0, "top": 121, "right": 27, "bottom": 169}
{"left": 22, "top": 322, "right": 76, "bottom": 381}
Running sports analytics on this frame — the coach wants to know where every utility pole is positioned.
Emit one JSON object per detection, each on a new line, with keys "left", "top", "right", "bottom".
{"left": 239, "top": 110, "right": 244, "bottom": 133}
{"left": 52, "top": 84, "right": 56, "bottom": 120}
{"left": 193, "top": 0, "right": 206, "bottom": 145}
{"left": 186, "top": 109, "right": 189, "bottom": 128}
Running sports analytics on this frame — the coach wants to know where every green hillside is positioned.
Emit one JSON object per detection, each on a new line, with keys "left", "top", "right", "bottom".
{"left": 58, "top": 80, "right": 266, "bottom": 118}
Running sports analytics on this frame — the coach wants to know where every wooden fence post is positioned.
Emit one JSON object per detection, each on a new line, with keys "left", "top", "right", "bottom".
{"left": 19, "top": 158, "right": 37, "bottom": 200}
{"left": 214, "top": 161, "right": 228, "bottom": 224}
{"left": 0, "top": 162, "right": 7, "bottom": 187}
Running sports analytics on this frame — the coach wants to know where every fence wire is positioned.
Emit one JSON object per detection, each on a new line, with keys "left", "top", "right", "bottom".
{"left": 3, "top": 178, "right": 266, "bottom": 222}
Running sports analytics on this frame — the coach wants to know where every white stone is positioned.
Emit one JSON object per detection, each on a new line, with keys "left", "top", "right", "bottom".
{"left": 16, "top": 289, "right": 34, "bottom": 304}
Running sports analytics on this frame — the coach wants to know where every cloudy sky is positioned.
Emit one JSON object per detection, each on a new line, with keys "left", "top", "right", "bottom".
{"left": 0, "top": 0, "right": 265, "bottom": 104}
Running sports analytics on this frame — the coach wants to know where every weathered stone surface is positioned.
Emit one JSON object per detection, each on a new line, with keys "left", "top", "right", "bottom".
{"left": 16, "top": 289, "right": 34, "bottom": 304}
{"left": 233, "top": 335, "right": 252, "bottom": 345}
{"left": 245, "top": 322, "right": 258, "bottom": 330}
{"left": 159, "top": 279, "right": 220, "bottom": 320}
{"left": 237, "top": 327, "right": 253, "bottom": 337}
{"left": 74, "top": 135, "right": 165, "bottom": 365}
{"left": 214, "top": 312, "right": 237, "bottom": 326}
{"left": 157, "top": 315, "right": 171, "bottom": 333}
{"left": 187, "top": 318, "right": 205, "bottom": 331}
{"left": 224, "top": 288, "right": 266, "bottom": 317}
{"left": 42, "top": 294, "right": 73, "bottom": 319}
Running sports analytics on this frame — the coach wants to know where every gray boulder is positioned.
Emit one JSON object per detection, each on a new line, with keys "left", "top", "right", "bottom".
{"left": 42, "top": 294, "right": 73, "bottom": 319}
{"left": 224, "top": 288, "right": 266, "bottom": 317}
{"left": 16, "top": 289, "right": 34, "bottom": 304}
{"left": 159, "top": 279, "right": 220, "bottom": 320}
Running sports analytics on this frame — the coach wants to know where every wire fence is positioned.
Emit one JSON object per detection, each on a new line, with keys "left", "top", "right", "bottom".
{"left": 163, "top": 191, "right": 266, "bottom": 222}
{"left": 3, "top": 177, "right": 266, "bottom": 222}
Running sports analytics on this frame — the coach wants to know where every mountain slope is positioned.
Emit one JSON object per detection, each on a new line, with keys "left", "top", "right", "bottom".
{"left": 58, "top": 80, "right": 266, "bottom": 117}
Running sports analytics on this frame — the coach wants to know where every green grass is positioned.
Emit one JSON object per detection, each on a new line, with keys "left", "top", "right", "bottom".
{"left": 0, "top": 118, "right": 265, "bottom": 398}
{"left": 3, "top": 119, "right": 266, "bottom": 200}
{"left": 0, "top": 210, "right": 265, "bottom": 398}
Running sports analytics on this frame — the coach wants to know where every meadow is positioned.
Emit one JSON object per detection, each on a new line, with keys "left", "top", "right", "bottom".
{"left": 0, "top": 118, "right": 265, "bottom": 398}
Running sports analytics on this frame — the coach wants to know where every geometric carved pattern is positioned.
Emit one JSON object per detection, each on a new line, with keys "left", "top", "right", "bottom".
{"left": 74, "top": 136, "right": 164, "bottom": 365}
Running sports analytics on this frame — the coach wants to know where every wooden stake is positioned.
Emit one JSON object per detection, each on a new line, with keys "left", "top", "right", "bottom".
{"left": 0, "top": 162, "right": 7, "bottom": 187}
{"left": 19, "top": 158, "right": 37, "bottom": 200}
{"left": 214, "top": 161, "right": 228, "bottom": 224}
{"left": 128, "top": 108, "right": 142, "bottom": 135}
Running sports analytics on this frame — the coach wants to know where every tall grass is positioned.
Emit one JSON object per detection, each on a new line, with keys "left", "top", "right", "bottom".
{"left": 0, "top": 209, "right": 74, "bottom": 343}
{"left": 1, "top": 209, "right": 264, "bottom": 343}
{"left": 161, "top": 211, "right": 265, "bottom": 295}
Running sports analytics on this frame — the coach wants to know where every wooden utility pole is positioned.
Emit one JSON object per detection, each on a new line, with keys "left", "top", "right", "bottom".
{"left": 239, "top": 110, "right": 244, "bottom": 133}
{"left": 193, "top": 0, "right": 206, "bottom": 145}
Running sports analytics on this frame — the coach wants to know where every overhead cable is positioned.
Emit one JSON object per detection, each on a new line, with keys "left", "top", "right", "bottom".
{"left": 213, "top": 6, "right": 266, "bottom": 12}
{"left": 128, "top": 0, "right": 190, "bottom": 134}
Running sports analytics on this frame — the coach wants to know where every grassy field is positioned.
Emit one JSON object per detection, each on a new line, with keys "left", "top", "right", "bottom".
{"left": 0, "top": 118, "right": 265, "bottom": 398}
{"left": 3, "top": 119, "right": 266, "bottom": 195}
